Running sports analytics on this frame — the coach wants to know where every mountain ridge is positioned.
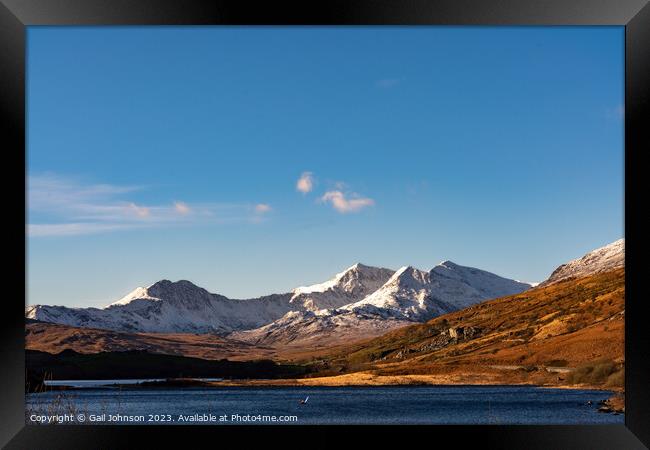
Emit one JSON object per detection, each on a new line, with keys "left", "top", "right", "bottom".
{"left": 26, "top": 260, "right": 530, "bottom": 335}
{"left": 539, "top": 239, "right": 624, "bottom": 287}
{"left": 28, "top": 239, "right": 624, "bottom": 337}
{"left": 232, "top": 261, "right": 532, "bottom": 345}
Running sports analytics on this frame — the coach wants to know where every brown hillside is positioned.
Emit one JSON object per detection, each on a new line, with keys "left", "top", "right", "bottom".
{"left": 25, "top": 321, "right": 277, "bottom": 361}
{"left": 25, "top": 320, "right": 361, "bottom": 362}
{"left": 308, "top": 268, "right": 624, "bottom": 389}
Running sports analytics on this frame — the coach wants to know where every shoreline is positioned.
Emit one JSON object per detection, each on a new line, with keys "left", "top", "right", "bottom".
{"left": 31, "top": 373, "right": 622, "bottom": 393}
{"left": 28, "top": 373, "right": 625, "bottom": 414}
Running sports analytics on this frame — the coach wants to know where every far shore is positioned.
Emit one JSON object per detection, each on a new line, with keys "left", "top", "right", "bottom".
{"left": 204, "top": 372, "right": 623, "bottom": 392}
{"left": 37, "top": 371, "right": 621, "bottom": 393}
{"left": 31, "top": 370, "right": 625, "bottom": 413}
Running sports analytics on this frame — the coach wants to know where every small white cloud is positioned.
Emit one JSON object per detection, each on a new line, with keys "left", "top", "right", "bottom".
{"left": 255, "top": 203, "right": 272, "bottom": 214}
{"left": 126, "top": 202, "right": 150, "bottom": 218}
{"left": 375, "top": 78, "right": 401, "bottom": 89}
{"left": 174, "top": 201, "right": 191, "bottom": 215}
{"left": 320, "top": 190, "right": 374, "bottom": 214}
{"left": 296, "top": 171, "right": 314, "bottom": 194}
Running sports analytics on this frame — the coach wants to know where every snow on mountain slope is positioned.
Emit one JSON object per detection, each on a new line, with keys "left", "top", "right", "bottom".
{"left": 26, "top": 242, "right": 624, "bottom": 343}
{"left": 26, "top": 260, "right": 531, "bottom": 337}
{"left": 289, "top": 263, "right": 394, "bottom": 310}
{"left": 25, "top": 264, "right": 393, "bottom": 334}
{"left": 342, "top": 262, "right": 531, "bottom": 321}
{"left": 234, "top": 262, "right": 532, "bottom": 345}
{"left": 26, "top": 280, "right": 294, "bottom": 334}
{"left": 540, "top": 239, "right": 624, "bottom": 287}
{"left": 230, "top": 309, "right": 411, "bottom": 346}
{"left": 432, "top": 261, "right": 533, "bottom": 300}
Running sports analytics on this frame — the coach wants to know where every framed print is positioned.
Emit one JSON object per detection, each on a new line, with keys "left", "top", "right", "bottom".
{"left": 1, "top": 0, "right": 649, "bottom": 448}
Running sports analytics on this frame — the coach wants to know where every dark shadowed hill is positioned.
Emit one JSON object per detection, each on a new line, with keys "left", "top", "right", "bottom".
{"left": 25, "top": 349, "right": 309, "bottom": 392}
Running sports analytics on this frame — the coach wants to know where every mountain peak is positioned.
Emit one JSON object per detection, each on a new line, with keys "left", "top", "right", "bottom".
{"left": 149, "top": 279, "right": 199, "bottom": 289}
{"left": 437, "top": 260, "right": 458, "bottom": 268}
{"left": 148, "top": 279, "right": 172, "bottom": 289}
{"left": 342, "top": 262, "right": 380, "bottom": 274}
{"left": 335, "top": 262, "right": 366, "bottom": 276}
{"left": 147, "top": 279, "right": 208, "bottom": 298}
{"left": 293, "top": 263, "right": 392, "bottom": 295}
{"left": 541, "top": 238, "right": 624, "bottom": 286}
{"left": 345, "top": 261, "right": 531, "bottom": 321}
{"left": 290, "top": 263, "right": 395, "bottom": 310}
{"left": 108, "top": 279, "right": 209, "bottom": 308}
{"left": 28, "top": 258, "right": 532, "bottom": 335}
{"left": 388, "top": 266, "right": 430, "bottom": 287}
{"left": 109, "top": 285, "right": 159, "bottom": 307}
{"left": 394, "top": 265, "right": 415, "bottom": 274}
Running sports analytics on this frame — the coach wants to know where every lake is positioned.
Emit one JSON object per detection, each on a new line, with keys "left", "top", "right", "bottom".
{"left": 26, "top": 385, "right": 623, "bottom": 425}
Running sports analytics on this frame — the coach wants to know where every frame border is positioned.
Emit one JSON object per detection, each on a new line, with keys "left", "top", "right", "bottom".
{"left": 1, "top": 0, "right": 648, "bottom": 448}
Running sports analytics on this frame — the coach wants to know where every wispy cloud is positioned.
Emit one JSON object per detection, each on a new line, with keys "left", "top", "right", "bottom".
{"left": 320, "top": 190, "right": 374, "bottom": 214}
{"left": 375, "top": 78, "right": 401, "bottom": 89}
{"left": 254, "top": 203, "right": 272, "bottom": 214}
{"left": 174, "top": 201, "right": 191, "bottom": 215}
{"left": 28, "top": 174, "right": 269, "bottom": 237}
{"left": 27, "top": 223, "right": 150, "bottom": 237}
{"left": 126, "top": 202, "right": 151, "bottom": 218}
{"left": 296, "top": 171, "right": 314, "bottom": 194}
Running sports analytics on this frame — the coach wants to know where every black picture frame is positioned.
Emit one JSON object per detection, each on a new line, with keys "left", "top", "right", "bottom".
{"left": 1, "top": 1, "right": 648, "bottom": 448}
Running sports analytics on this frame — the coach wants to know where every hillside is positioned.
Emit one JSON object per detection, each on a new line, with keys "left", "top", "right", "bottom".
{"left": 25, "top": 320, "right": 274, "bottom": 361}
{"left": 25, "top": 318, "right": 376, "bottom": 362}
{"left": 540, "top": 239, "right": 624, "bottom": 287}
{"left": 303, "top": 268, "right": 624, "bottom": 389}
{"left": 25, "top": 349, "right": 308, "bottom": 392}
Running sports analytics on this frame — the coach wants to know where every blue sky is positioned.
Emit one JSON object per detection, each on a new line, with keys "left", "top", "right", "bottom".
{"left": 27, "top": 27, "right": 624, "bottom": 307}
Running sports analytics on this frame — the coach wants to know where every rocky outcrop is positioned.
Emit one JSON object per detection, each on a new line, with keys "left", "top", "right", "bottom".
{"left": 447, "top": 326, "right": 481, "bottom": 339}
{"left": 391, "top": 325, "right": 482, "bottom": 360}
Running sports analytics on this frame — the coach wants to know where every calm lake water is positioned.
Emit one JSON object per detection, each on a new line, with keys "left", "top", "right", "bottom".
{"left": 26, "top": 385, "right": 623, "bottom": 425}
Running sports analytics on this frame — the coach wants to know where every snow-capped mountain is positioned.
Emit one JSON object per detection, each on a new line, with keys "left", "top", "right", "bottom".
{"left": 25, "top": 263, "right": 393, "bottom": 334}
{"left": 342, "top": 261, "right": 532, "bottom": 321}
{"left": 26, "top": 241, "right": 626, "bottom": 346}
{"left": 289, "top": 263, "right": 395, "bottom": 310}
{"left": 232, "top": 262, "right": 532, "bottom": 345}
{"left": 539, "top": 238, "right": 624, "bottom": 287}
{"left": 26, "top": 260, "right": 531, "bottom": 337}
{"left": 230, "top": 309, "right": 412, "bottom": 347}
{"left": 26, "top": 280, "right": 293, "bottom": 334}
